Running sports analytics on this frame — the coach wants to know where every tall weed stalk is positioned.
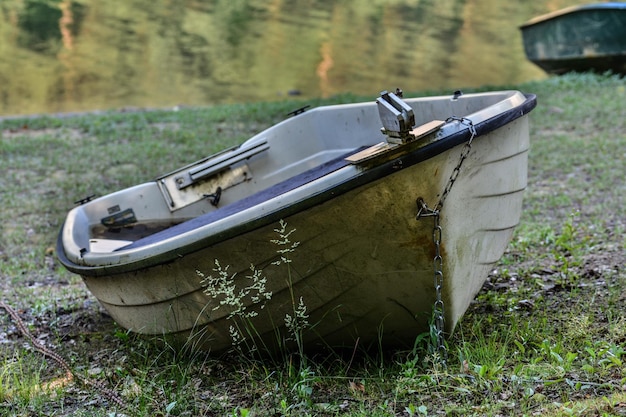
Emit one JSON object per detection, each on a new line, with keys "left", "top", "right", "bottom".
{"left": 197, "top": 220, "right": 309, "bottom": 365}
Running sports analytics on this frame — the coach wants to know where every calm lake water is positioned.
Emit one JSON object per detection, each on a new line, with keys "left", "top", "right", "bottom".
{"left": 1, "top": 0, "right": 582, "bottom": 116}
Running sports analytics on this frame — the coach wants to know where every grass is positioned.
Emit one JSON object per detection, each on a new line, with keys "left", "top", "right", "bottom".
{"left": 1, "top": 72, "right": 625, "bottom": 416}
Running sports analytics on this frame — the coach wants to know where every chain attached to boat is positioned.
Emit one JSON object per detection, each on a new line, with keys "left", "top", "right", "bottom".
{"left": 415, "top": 116, "right": 477, "bottom": 365}
{"left": 434, "top": 117, "right": 477, "bottom": 212}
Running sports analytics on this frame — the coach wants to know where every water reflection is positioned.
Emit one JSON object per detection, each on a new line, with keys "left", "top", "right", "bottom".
{"left": 0, "top": 0, "right": 582, "bottom": 116}
{"left": 18, "top": 0, "right": 62, "bottom": 53}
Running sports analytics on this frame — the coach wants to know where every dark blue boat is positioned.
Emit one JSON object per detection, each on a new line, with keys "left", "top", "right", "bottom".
{"left": 520, "top": 2, "right": 626, "bottom": 75}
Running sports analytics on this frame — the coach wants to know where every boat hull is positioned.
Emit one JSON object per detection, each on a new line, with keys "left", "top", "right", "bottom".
{"left": 57, "top": 91, "right": 535, "bottom": 352}
{"left": 82, "top": 125, "right": 528, "bottom": 352}
{"left": 520, "top": 3, "right": 626, "bottom": 75}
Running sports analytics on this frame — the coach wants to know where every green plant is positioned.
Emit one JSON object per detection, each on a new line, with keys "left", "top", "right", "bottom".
{"left": 197, "top": 219, "right": 313, "bottom": 361}
{"left": 405, "top": 403, "right": 428, "bottom": 416}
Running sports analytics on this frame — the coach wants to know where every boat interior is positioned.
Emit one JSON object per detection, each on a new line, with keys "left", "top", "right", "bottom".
{"left": 62, "top": 90, "right": 528, "bottom": 261}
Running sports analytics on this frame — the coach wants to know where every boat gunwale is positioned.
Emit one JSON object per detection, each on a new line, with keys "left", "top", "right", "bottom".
{"left": 519, "top": 2, "right": 626, "bottom": 29}
{"left": 56, "top": 92, "right": 537, "bottom": 277}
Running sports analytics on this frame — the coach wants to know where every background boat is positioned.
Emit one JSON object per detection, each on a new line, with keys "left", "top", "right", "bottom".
{"left": 520, "top": 2, "right": 626, "bottom": 75}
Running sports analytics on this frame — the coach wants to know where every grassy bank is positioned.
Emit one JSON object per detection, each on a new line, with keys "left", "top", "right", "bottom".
{"left": 1, "top": 73, "right": 625, "bottom": 416}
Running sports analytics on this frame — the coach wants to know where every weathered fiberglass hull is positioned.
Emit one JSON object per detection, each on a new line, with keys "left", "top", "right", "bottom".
{"left": 520, "top": 2, "right": 626, "bottom": 75}
{"left": 57, "top": 90, "right": 537, "bottom": 352}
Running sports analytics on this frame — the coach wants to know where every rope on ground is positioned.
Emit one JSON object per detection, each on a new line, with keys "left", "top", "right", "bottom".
{"left": 0, "top": 300, "right": 132, "bottom": 413}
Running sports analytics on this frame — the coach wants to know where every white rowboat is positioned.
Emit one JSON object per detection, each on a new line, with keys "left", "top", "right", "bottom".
{"left": 57, "top": 90, "right": 537, "bottom": 352}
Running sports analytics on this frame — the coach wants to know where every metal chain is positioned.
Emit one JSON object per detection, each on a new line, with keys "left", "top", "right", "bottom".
{"left": 435, "top": 117, "right": 477, "bottom": 212}
{"left": 415, "top": 117, "right": 477, "bottom": 365}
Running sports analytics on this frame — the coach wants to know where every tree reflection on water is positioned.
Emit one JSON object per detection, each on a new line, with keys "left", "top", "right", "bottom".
{"left": 0, "top": 0, "right": 579, "bottom": 116}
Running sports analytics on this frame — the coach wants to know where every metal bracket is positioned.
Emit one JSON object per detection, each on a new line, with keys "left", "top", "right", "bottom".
{"left": 376, "top": 90, "right": 416, "bottom": 144}
{"left": 287, "top": 105, "right": 310, "bottom": 117}
{"left": 204, "top": 187, "right": 222, "bottom": 207}
{"left": 74, "top": 194, "right": 96, "bottom": 205}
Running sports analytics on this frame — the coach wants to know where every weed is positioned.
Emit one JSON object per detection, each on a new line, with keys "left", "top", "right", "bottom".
{"left": 283, "top": 296, "right": 309, "bottom": 346}
{"left": 198, "top": 261, "right": 272, "bottom": 320}
{"left": 270, "top": 219, "right": 300, "bottom": 266}
{"left": 405, "top": 403, "right": 429, "bottom": 415}
{"left": 197, "top": 219, "right": 313, "bottom": 370}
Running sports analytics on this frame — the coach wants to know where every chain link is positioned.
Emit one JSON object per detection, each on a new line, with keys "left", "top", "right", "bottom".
{"left": 415, "top": 117, "right": 477, "bottom": 365}
{"left": 435, "top": 117, "right": 477, "bottom": 212}
{"left": 431, "top": 212, "right": 447, "bottom": 362}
